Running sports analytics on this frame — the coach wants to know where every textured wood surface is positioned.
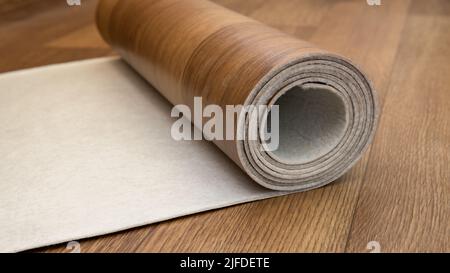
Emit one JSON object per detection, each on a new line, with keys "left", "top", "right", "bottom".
{"left": 95, "top": 0, "right": 377, "bottom": 192}
{"left": 1, "top": 0, "right": 449, "bottom": 252}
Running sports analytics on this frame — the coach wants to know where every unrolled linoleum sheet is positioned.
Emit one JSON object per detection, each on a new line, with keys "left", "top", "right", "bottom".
{"left": 0, "top": 57, "right": 284, "bottom": 252}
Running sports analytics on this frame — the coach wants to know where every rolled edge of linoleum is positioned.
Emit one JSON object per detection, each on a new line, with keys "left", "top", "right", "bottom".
{"left": 238, "top": 53, "right": 378, "bottom": 190}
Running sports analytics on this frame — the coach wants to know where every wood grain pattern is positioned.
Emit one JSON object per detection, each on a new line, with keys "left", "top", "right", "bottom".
{"left": 0, "top": 0, "right": 448, "bottom": 253}
{"left": 96, "top": 0, "right": 378, "bottom": 192}
{"left": 345, "top": 0, "right": 450, "bottom": 252}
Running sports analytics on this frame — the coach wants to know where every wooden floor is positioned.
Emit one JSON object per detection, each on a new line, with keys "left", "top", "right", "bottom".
{"left": 1, "top": 0, "right": 449, "bottom": 253}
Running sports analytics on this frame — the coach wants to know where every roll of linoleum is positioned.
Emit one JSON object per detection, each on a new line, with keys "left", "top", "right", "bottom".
{"left": 96, "top": 0, "right": 379, "bottom": 191}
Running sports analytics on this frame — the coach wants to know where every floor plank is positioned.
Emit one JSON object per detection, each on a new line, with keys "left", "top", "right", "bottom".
{"left": 345, "top": 0, "right": 450, "bottom": 252}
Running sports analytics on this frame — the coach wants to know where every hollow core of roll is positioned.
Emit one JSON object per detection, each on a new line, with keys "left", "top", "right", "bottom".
{"left": 268, "top": 84, "right": 348, "bottom": 165}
